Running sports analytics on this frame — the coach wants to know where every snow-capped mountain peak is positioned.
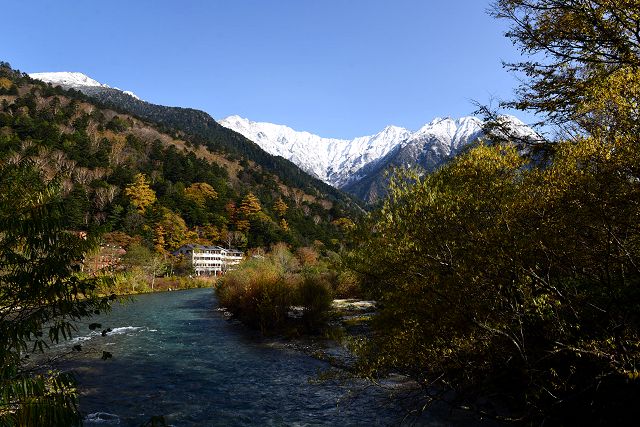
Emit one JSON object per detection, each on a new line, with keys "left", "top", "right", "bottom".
{"left": 376, "top": 125, "right": 411, "bottom": 142}
{"left": 218, "top": 116, "right": 411, "bottom": 188}
{"left": 29, "top": 72, "right": 108, "bottom": 88}
{"left": 414, "top": 117, "right": 455, "bottom": 139}
{"left": 221, "top": 114, "right": 535, "bottom": 200}
{"left": 219, "top": 115, "right": 493, "bottom": 189}
{"left": 188, "top": 114, "right": 535, "bottom": 195}
{"left": 29, "top": 71, "right": 141, "bottom": 100}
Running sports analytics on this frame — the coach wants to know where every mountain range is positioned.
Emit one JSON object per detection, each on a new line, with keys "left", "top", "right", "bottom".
{"left": 219, "top": 115, "right": 536, "bottom": 202}
{"left": 29, "top": 71, "right": 535, "bottom": 203}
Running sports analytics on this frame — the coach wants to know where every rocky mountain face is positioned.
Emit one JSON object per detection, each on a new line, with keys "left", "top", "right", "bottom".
{"left": 343, "top": 117, "right": 486, "bottom": 202}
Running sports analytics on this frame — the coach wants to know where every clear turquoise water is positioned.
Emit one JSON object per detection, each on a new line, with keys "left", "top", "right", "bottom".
{"left": 55, "top": 288, "right": 423, "bottom": 426}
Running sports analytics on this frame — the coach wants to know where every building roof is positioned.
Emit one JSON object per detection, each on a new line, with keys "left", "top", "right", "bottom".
{"left": 180, "top": 244, "right": 225, "bottom": 251}
{"left": 172, "top": 244, "right": 243, "bottom": 256}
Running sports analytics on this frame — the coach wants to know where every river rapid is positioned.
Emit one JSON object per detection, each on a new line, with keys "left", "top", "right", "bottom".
{"left": 50, "top": 288, "right": 440, "bottom": 426}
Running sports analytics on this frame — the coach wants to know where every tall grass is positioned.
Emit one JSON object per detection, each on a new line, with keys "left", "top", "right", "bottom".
{"left": 216, "top": 244, "right": 334, "bottom": 334}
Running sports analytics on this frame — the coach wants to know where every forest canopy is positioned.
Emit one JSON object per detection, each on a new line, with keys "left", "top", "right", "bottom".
{"left": 350, "top": 1, "right": 640, "bottom": 424}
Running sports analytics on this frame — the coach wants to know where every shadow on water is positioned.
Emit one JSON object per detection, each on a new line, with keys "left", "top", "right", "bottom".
{"left": 48, "top": 289, "right": 488, "bottom": 426}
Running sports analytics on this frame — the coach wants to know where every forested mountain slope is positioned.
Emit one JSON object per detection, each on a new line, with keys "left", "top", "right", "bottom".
{"left": 28, "top": 72, "right": 358, "bottom": 210}
{"left": 0, "top": 63, "right": 356, "bottom": 250}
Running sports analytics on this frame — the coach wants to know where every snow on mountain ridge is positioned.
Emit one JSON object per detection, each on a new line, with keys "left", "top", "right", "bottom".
{"left": 219, "top": 115, "right": 489, "bottom": 188}
{"left": 29, "top": 72, "right": 141, "bottom": 100}
{"left": 29, "top": 72, "right": 108, "bottom": 88}
{"left": 219, "top": 116, "right": 411, "bottom": 187}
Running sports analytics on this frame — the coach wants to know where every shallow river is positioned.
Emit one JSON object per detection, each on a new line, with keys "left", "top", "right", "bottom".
{"left": 52, "top": 288, "right": 462, "bottom": 426}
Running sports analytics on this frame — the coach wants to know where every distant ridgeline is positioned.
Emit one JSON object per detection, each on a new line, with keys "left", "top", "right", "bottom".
{"left": 0, "top": 62, "right": 359, "bottom": 251}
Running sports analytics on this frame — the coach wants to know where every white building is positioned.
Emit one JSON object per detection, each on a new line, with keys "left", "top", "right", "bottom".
{"left": 173, "top": 244, "right": 243, "bottom": 276}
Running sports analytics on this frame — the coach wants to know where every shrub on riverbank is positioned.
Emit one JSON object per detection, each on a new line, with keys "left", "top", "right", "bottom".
{"left": 99, "top": 272, "right": 209, "bottom": 295}
{"left": 298, "top": 275, "right": 332, "bottom": 331}
{"left": 216, "top": 244, "right": 335, "bottom": 334}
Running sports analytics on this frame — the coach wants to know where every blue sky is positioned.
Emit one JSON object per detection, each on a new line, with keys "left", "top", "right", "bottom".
{"left": 2, "top": 1, "right": 528, "bottom": 139}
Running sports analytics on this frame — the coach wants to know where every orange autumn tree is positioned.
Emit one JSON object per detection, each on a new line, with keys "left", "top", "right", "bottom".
{"left": 235, "top": 193, "right": 261, "bottom": 233}
{"left": 239, "top": 192, "right": 261, "bottom": 216}
{"left": 154, "top": 209, "right": 197, "bottom": 252}
{"left": 273, "top": 197, "right": 288, "bottom": 217}
{"left": 124, "top": 173, "right": 156, "bottom": 213}
{"left": 184, "top": 182, "right": 218, "bottom": 207}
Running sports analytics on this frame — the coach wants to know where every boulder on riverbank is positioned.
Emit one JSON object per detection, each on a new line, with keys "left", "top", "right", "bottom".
{"left": 331, "top": 299, "right": 376, "bottom": 313}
